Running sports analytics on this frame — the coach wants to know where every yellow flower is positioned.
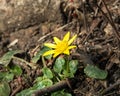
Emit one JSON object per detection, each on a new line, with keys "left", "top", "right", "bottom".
{"left": 43, "top": 32, "right": 77, "bottom": 58}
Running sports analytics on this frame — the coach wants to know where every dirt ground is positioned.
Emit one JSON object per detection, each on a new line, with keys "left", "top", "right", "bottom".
{"left": 0, "top": 0, "right": 120, "bottom": 96}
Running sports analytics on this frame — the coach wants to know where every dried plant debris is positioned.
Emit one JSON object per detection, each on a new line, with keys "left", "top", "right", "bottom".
{"left": 0, "top": 0, "right": 120, "bottom": 96}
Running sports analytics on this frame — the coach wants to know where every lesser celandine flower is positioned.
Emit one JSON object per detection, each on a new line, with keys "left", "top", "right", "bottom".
{"left": 43, "top": 32, "right": 77, "bottom": 58}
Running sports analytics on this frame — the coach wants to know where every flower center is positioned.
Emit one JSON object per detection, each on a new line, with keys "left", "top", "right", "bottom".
{"left": 55, "top": 41, "right": 68, "bottom": 53}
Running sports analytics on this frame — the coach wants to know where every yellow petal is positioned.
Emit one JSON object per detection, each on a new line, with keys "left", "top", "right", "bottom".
{"left": 63, "top": 49, "right": 70, "bottom": 55}
{"left": 44, "top": 43, "right": 56, "bottom": 48}
{"left": 53, "top": 52, "right": 61, "bottom": 58}
{"left": 63, "top": 32, "right": 70, "bottom": 41}
{"left": 53, "top": 37, "right": 61, "bottom": 44}
{"left": 68, "top": 34, "right": 77, "bottom": 45}
{"left": 68, "top": 45, "right": 76, "bottom": 49}
{"left": 43, "top": 50, "right": 55, "bottom": 56}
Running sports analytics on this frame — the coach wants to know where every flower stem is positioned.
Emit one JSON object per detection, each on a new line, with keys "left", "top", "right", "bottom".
{"left": 66, "top": 56, "right": 70, "bottom": 77}
{"left": 42, "top": 56, "right": 46, "bottom": 67}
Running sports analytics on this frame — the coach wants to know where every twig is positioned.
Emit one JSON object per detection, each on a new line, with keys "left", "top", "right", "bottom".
{"left": 106, "top": 53, "right": 115, "bottom": 70}
{"left": 113, "top": 0, "right": 119, "bottom": 5}
{"left": 7, "top": 39, "right": 18, "bottom": 48}
{"left": 82, "top": 0, "right": 88, "bottom": 33}
{"left": 96, "top": 0, "right": 120, "bottom": 42}
{"left": 94, "top": 0, "right": 102, "bottom": 17}
{"left": 102, "top": 0, "right": 120, "bottom": 38}
{"left": 10, "top": 85, "right": 22, "bottom": 96}
{"left": 42, "top": 56, "right": 46, "bottom": 67}
{"left": 81, "top": 0, "right": 89, "bottom": 44}
{"left": 99, "top": 80, "right": 120, "bottom": 95}
{"left": 12, "top": 56, "right": 37, "bottom": 69}
{"left": 32, "top": 78, "right": 76, "bottom": 96}
{"left": 82, "top": 18, "right": 102, "bottom": 44}
{"left": 38, "top": 21, "right": 75, "bottom": 42}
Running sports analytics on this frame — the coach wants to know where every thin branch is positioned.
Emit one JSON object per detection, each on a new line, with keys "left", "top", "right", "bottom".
{"left": 94, "top": 0, "right": 102, "bottom": 17}
{"left": 83, "top": 0, "right": 88, "bottom": 34}
{"left": 96, "top": 1, "right": 120, "bottom": 42}
{"left": 10, "top": 85, "right": 23, "bottom": 96}
{"left": 32, "top": 78, "right": 76, "bottom": 96}
{"left": 12, "top": 56, "right": 37, "bottom": 69}
{"left": 82, "top": 0, "right": 89, "bottom": 44}
{"left": 38, "top": 21, "right": 76, "bottom": 42}
{"left": 99, "top": 80, "right": 120, "bottom": 95}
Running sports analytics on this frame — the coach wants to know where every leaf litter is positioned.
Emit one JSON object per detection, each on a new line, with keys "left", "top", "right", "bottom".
{"left": 0, "top": 0, "right": 120, "bottom": 96}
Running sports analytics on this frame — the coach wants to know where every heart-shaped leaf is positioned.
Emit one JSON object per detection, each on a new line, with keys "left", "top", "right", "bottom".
{"left": 0, "top": 50, "right": 22, "bottom": 66}
{"left": 42, "top": 67, "right": 53, "bottom": 79}
{"left": 33, "top": 79, "right": 53, "bottom": 89}
{"left": 84, "top": 64, "right": 108, "bottom": 79}
{"left": 16, "top": 79, "right": 53, "bottom": 96}
{"left": 53, "top": 57, "right": 65, "bottom": 74}
{"left": 31, "top": 46, "right": 52, "bottom": 63}
{"left": 69, "top": 60, "right": 78, "bottom": 75}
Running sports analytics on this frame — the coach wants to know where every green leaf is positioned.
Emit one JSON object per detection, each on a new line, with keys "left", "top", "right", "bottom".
{"left": 16, "top": 79, "right": 53, "bottom": 96}
{"left": 62, "top": 60, "right": 78, "bottom": 78}
{"left": 0, "top": 50, "right": 22, "bottom": 66}
{"left": 62, "top": 70, "right": 72, "bottom": 78}
{"left": 62, "top": 70, "right": 75, "bottom": 78}
{"left": 42, "top": 67, "right": 53, "bottom": 79}
{"left": 33, "top": 79, "right": 53, "bottom": 89}
{"left": 0, "top": 72, "right": 7, "bottom": 80}
{"left": 0, "top": 72, "right": 14, "bottom": 82}
{"left": 53, "top": 57, "right": 65, "bottom": 73}
{"left": 10, "top": 65, "right": 22, "bottom": 76}
{"left": 4, "top": 73, "right": 14, "bottom": 82}
{"left": 51, "top": 90, "right": 72, "bottom": 96}
{"left": 16, "top": 87, "right": 34, "bottom": 96}
{"left": 0, "top": 81, "right": 11, "bottom": 96}
{"left": 34, "top": 77, "right": 43, "bottom": 82}
{"left": 31, "top": 46, "right": 52, "bottom": 63}
{"left": 69, "top": 60, "right": 78, "bottom": 75}
{"left": 84, "top": 64, "right": 108, "bottom": 79}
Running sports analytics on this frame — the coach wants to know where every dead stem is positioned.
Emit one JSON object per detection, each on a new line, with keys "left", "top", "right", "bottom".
{"left": 96, "top": 0, "right": 120, "bottom": 42}
{"left": 99, "top": 79, "right": 120, "bottom": 95}
{"left": 32, "top": 78, "right": 76, "bottom": 96}
{"left": 10, "top": 85, "right": 23, "bottom": 96}
{"left": 94, "top": 0, "right": 102, "bottom": 16}
{"left": 12, "top": 56, "right": 37, "bottom": 69}
{"left": 81, "top": 0, "right": 89, "bottom": 44}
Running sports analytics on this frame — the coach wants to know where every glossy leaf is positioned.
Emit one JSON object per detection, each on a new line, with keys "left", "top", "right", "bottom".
{"left": 31, "top": 46, "right": 52, "bottom": 63}
{"left": 42, "top": 67, "right": 53, "bottom": 79}
{"left": 33, "top": 79, "right": 53, "bottom": 89}
{"left": 0, "top": 50, "right": 22, "bottom": 66}
{"left": 69, "top": 60, "right": 78, "bottom": 75}
{"left": 62, "top": 60, "right": 78, "bottom": 78}
{"left": 0, "top": 81, "right": 11, "bottom": 96}
{"left": 53, "top": 57, "right": 65, "bottom": 73}
{"left": 16, "top": 79, "right": 53, "bottom": 96}
{"left": 84, "top": 64, "right": 108, "bottom": 79}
